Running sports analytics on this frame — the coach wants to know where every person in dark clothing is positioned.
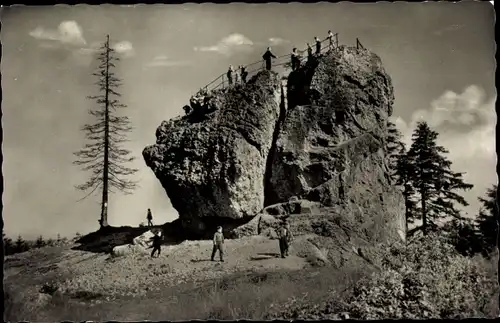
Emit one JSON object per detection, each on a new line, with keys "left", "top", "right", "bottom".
{"left": 290, "top": 48, "right": 300, "bottom": 71}
{"left": 226, "top": 65, "right": 234, "bottom": 86}
{"left": 262, "top": 47, "right": 277, "bottom": 71}
{"left": 306, "top": 43, "right": 313, "bottom": 61}
{"left": 277, "top": 222, "right": 294, "bottom": 258}
{"left": 315, "top": 37, "right": 322, "bottom": 55}
{"left": 240, "top": 65, "right": 248, "bottom": 84}
{"left": 147, "top": 208, "right": 153, "bottom": 227}
{"left": 151, "top": 231, "right": 162, "bottom": 258}
{"left": 211, "top": 226, "right": 225, "bottom": 262}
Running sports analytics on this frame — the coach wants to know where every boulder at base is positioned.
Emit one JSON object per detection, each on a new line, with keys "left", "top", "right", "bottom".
{"left": 132, "top": 230, "right": 155, "bottom": 248}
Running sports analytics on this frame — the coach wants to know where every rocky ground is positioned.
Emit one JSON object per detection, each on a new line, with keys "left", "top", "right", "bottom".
{"left": 5, "top": 232, "right": 339, "bottom": 321}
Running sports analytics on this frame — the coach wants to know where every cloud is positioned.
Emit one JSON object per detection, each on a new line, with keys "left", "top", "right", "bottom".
{"left": 268, "top": 37, "right": 290, "bottom": 46}
{"left": 29, "top": 21, "right": 87, "bottom": 46}
{"left": 392, "top": 85, "right": 496, "bottom": 216}
{"left": 112, "top": 41, "right": 135, "bottom": 57}
{"left": 194, "top": 33, "right": 253, "bottom": 56}
{"left": 145, "top": 55, "right": 191, "bottom": 68}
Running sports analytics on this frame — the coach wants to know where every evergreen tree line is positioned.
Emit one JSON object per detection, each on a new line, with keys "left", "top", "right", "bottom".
{"left": 386, "top": 120, "right": 497, "bottom": 257}
{"left": 2, "top": 232, "right": 81, "bottom": 256}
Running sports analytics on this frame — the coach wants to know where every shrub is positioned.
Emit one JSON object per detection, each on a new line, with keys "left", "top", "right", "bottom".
{"left": 342, "top": 233, "right": 498, "bottom": 319}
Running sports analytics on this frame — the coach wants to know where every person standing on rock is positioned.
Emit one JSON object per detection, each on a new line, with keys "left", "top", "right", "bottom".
{"left": 211, "top": 226, "right": 225, "bottom": 262}
{"left": 290, "top": 48, "right": 300, "bottom": 71}
{"left": 306, "top": 43, "right": 313, "bottom": 61}
{"left": 315, "top": 36, "right": 322, "bottom": 55}
{"left": 278, "top": 222, "right": 294, "bottom": 258}
{"left": 328, "top": 30, "right": 335, "bottom": 50}
{"left": 150, "top": 230, "right": 162, "bottom": 258}
{"left": 240, "top": 65, "right": 248, "bottom": 84}
{"left": 147, "top": 208, "right": 153, "bottom": 227}
{"left": 226, "top": 65, "right": 234, "bottom": 86}
{"left": 262, "top": 47, "right": 277, "bottom": 71}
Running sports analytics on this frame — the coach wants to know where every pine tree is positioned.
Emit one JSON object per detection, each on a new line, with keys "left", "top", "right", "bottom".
{"left": 475, "top": 184, "right": 498, "bottom": 256}
{"left": 74, "top": 35, "right": 138, "bottom": 228}
{"left": 3, "top": 231, "right": 14, "bottom": 255}
{"left": 386, "top": 120, "right": 404, "bottom": 177}
{"left": 15, "top": 235, "right": 27, "bottom": 253}
{"left": 394, "top": 143, "right": 417, "bottom": 236}
{"left": 36, "top": 235, "right": 45, "bottom": 248}
{"left": 406, "top": 122, "right": 473, "bottom": 235}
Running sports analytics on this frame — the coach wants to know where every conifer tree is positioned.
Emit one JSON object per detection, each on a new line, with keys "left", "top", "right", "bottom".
{"left": 475, "top": 184, "right": 498, "bottom": 256}
{"left": 15, "top": 235, "right": 27, "bottom": 253}
{"left": 394, "top": 143, "right": 417, "bottom": 235}
{"left": 386, "top": 120, "right": 404, "bottom": 176}
{"left": 406, "top": 122, "right": 473, "bottom": 235}
{"left": 36, "top": 235, "right": 45, "bottom": 248}
{"left": 74, "top": 35, "right": 138, "bottom": 228}
{"left": 3, "top": 231, "right": 14, "bottom": 255}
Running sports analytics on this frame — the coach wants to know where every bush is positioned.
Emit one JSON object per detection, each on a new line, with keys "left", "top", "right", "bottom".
{"left": 342, "top": 233, "right": 498, "bottom": 319}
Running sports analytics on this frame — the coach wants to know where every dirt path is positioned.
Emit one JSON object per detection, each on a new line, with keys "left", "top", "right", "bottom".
{"left": 48, "top": 236, "right": 310, "bottom": 299}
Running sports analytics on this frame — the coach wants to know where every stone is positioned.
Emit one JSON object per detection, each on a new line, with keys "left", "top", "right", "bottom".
{"left": 143, "top": 71, "right": 283, "bottom": 235}
{"left": 112, "top": 244, "right": 135, "bottom": 257}
{"left": 132, "top": 230, "right": 155, "bottom": 248}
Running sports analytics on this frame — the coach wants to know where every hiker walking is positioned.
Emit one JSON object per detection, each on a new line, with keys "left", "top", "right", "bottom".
{"left": 315, "top": 36, "right": 322, "bottom": 55}
{"left": 211, "top": 226, "right": 225, "bottom": 262}
{"left": 240, "top": 65, "right": 248, "bottom": 84}
{"left": 226, "top": 65, "right": 234, "bottom": 86}
{"left": 290, "top": 47, "right": 300, "bottom": 71}
{"left": 328, "top": 30, "right": 335, "bottom": 50}
{"left": 262, "top": 47, "right": 277, "bottom": 71}
{"left": 147, "top": 208, "right": 153, "bottom": 227}
{"left": 150, "top": 230, "right": 162, "bottom": 258}
{"left": 277, "top": 222, "right": 294, "bottom": 258}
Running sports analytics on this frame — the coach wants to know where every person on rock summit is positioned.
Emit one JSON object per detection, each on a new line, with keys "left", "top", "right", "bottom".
{"left": 315, "top": 36, "right": 322, "bottom": 55}
{"left": 227, "top": 65, "right": 234, "bottom": 86}
{"left": 290, "top": 47, "right": 300, "bottom": 71}
{"left": 211, "top": 226, "right": 225, "bottom": 262}
{"left": 240, "top": 65, "right": 248, "bottom": 84}
{"left": 262, "top": 47, "right": 277, "bottom": 71}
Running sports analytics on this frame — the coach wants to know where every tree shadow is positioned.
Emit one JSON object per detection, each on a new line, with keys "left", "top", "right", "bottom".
{"left": 72, "top": 222, "right": 186, "bottom": 254}
{"left": 190, "top": 258, "right": 213, "bottom": 263}
{"left": 250, "top": 252, "right": 280, "bottom": 261}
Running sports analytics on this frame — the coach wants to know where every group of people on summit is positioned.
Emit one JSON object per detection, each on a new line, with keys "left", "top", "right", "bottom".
{"left": 225, "top": 30, "right": 337, "bottom": 85}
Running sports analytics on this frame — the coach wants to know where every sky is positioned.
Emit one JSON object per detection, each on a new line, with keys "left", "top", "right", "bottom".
{"left": 1, "top": 2, "right": 496, "bottom": 239}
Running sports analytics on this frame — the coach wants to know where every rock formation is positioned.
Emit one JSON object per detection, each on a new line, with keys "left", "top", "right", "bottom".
{"left": 144, "top": 46, "right": 406, "bottom": 243}
{"left": 143, "top": 71, "right": 283, "bottom": 236}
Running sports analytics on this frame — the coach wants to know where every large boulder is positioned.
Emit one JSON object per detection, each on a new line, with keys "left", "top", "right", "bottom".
{"left": 112, "top": 244, "right": 135, "bottom": 257}
{"left": 132, "top": 230, "right": 156, "bottom": 248}
{"left": 266, "top": 46, "right": 405, "bottom": 243}
{"left": 143, "top": 71, "right": 283, "bottom": 235}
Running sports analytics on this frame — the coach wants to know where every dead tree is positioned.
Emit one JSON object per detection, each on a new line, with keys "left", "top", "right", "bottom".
{"left": 74, "top": 35, "right": 138, "bottom": 228}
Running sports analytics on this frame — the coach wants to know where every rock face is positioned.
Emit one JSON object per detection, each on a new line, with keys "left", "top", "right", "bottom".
{"left": 266, "top": 47, "right": 405, "bottom": 243}
{"left": 143, "top": 71, "right": 283, "bottom": 235}
{"left": 144, "top": 46, "right": 405, "bottom": 243}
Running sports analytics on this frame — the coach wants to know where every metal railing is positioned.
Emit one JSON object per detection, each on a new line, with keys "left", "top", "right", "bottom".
{"left": 195, "top": 34, "right": 366, "bottom": 95}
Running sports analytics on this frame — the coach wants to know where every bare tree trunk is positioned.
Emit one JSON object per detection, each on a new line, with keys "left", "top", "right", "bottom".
{"left": 100, "top": 34, "right": 110, "bottom": 228}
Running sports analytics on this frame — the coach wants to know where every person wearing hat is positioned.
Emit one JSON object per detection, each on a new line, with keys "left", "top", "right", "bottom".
{"left": 211, "top": 226, "right": 225, "bottom": 262}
